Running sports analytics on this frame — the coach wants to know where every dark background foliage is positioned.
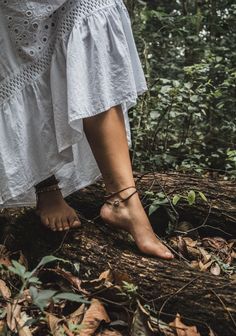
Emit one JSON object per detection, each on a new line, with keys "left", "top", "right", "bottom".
{"left": 125, "top": 0, "right": 236, "bottom": 177}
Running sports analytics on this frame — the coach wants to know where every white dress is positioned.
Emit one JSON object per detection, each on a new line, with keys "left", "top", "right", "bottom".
{"left": 0, "top": 0, "right": 148, "bottom": 208}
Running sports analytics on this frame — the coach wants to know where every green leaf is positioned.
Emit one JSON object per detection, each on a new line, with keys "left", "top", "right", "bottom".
{"left": 30, "top": 255, "right": 68, "bottom": 277}
{"left": 28, "top": 276, "right": 42, "bottom": 285}
{"left": 173, "top": 195, "right": 181, "bottom": 205}
{"left": 30, "top": 287, "right": 57, "bottom": 311}
{"left": 9, "top": 260, "right": 26, "bottom": 278}
{"left": 36, "top": 256, "right": 66, "bottom": 269}
{"left": 187, "top": 190, "right": 196, "bottom": 205}
{"left": 148, "top": 204, "right": 159, "bottom": 216}
{"left": 198, "top": 191, "right": 208, "bottom": 202}
{"left": 53, "top": 292, "right": 89, "bottom": 304}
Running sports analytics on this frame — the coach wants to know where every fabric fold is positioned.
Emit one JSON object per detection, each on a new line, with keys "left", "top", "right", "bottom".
{"left": 0, "top": 0, "right": 148, "bottom": 207}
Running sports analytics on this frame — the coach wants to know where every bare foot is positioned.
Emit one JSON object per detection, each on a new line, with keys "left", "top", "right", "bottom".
{"left": 35, "top": 189, "right": 81, "bottom": 231}
{"left": 100, "top": 189, "right": 174, "bottom": 259}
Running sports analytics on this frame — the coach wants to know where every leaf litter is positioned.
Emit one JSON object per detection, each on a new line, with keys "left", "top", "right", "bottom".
{"left": 0, "top": 240, "right": 228, "bottom": 335}
{"left": 0, "top": 208, "right": 235, "bottom": 335}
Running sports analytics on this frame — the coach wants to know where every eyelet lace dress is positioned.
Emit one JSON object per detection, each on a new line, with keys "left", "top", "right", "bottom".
{"left": 0, "top": 0, "right": 148, "bottom": 208}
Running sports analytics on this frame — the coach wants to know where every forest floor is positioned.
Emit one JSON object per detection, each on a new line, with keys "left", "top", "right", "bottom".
{"left": 0, "top": 180, "right": 235, "bottom": 336}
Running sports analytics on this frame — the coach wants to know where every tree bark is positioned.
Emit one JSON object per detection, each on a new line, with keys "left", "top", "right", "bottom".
{"left": 1, "top": 172, "right": 236, "bottom": 336}
{"left": 9, "top": 210, "right": 236, "bottom": 336}
{"left": 70, "top": 171, "right": 236, "bottom": 236}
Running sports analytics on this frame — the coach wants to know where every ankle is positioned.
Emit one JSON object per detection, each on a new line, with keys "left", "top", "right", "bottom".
{"left": 104, "top": 186, "right": 138, "bottom": 208}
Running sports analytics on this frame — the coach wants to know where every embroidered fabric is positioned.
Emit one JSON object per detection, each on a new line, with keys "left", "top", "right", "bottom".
{"left": 0, "top": 0, "right": 148, "bottom": 207}
{"left": 0, "top": 0, "right": 117, "bottom": 102}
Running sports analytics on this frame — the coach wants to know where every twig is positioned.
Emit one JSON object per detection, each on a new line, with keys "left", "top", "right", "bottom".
{"left": 158, "top": 274, "right": 203, "bottom": 321}
{"left": 210, "top": 289, "right": 236, "bottom": 333}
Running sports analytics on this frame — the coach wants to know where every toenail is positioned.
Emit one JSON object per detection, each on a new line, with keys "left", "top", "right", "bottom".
{"left": 165, "top": 251, "right": 174, "bottom": 258}
{"left": 73, "top": 221, "right": 80, "bottom": 226}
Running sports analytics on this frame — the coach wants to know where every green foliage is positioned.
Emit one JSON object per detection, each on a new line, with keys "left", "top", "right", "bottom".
{"left": 128, "top": 0, "right": 236, "bottom": 177}
{"left": 172, "top": 190, "right": 208, "bottom": 207}
{"left": 121, "top": 281, "right": 138, "bottom": 300}
{"left": 7, "top": 255, "right": 88, "bottom": 312}
{"left": 148, "top": 193, "right": 169, "bottom": 215}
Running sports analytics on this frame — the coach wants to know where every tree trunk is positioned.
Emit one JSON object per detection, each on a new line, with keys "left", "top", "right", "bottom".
{"left": 1, "top": 172, "right": 236, "bottom": 336}
{"left": 8, "top": 210, "right": 236, "bottom": 336}
{"left": 70, "top": 171, "right": 236, "bottom": 236}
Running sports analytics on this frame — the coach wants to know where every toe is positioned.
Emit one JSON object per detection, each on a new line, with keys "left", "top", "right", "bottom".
{"left": 62, "top": 218, "right": 70, "bottom": 231}
{"left": 68, "top": 216, "right": 81, "bottom": 228}
{"left": 55, "top": 218, "right": 63, "bottom": 231}
{"left": 41, "top": 216, "right": 50, "bottom": 227}
{"left": 139, "top": 239, "right": 174, "bottom": 260}
{"left": 49, "top": 217, "right": 57, "bottom": 231}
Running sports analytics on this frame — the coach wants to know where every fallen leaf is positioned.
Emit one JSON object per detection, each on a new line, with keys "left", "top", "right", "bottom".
{"left": 208, "top": 327, "right": 217, "bottom": 336}
{"left": 0, "top": 256, "right": 12, "bottom": 267}
{"left": 177, "top": 236, "right": 190, "bottom": 259}
{"left": 47, "top": 313, "right": 63, "bottom": 336}
{"left": 190, "top": 261, "right": 199, "bottom": 270}
{"left": 199, "top": 260, "right": 214, "bottom": 272}
{"left": 99, "top": 270, "right": 114, "bottom": 283}
{"left": 130, "top": 300, "right": 154, "bottom": 336}
{"left": 158, "top": 320, "right": 175, "bottom": 336}
{"left": 202, "top": 237, "right": 227, "bottom": 250}
{"left": 0, "top": 279, "right": 11, "bottom": 299}
{"left": 46, "top": 268, "right": 89, "bottom": 295}
{"left": 184, "top": 238, "right": 198, "bottom": 248}
{"left": 198, "top": 247, "right": 212, "bottom": 264}
{"left": 169, "top": 313, "right": 201, "bottom": 336}
{"left": 6, "top": 300, "right": 22, "bottom": 332}
{"left": 67, "top": 304, "right": 86, "bottom": 326}
{"left": 79, "top": 299, "right": 110, "bottom": 336}
{"left": 97, "top": 330, "right": 123, "bottom": 336}
{"left": 0, "top": 320, "right": 6, "bottom": 333}
{"left": 16, "top": 312, "right": 33, "bottom": 336}
{"left": 210, "top": 262, "right": 221, "bottom": 276}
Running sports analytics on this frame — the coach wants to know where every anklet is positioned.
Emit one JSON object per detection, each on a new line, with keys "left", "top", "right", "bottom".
{"left": 104, "top": 186, "right": 137, "bottom": 208}
{"left": 35, "top": 184, "right": 61, "bottom": 195}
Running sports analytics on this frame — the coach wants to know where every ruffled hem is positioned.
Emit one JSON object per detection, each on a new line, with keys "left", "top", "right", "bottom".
{"left": 0, "top": 0, "right": 148, "bottom": 207}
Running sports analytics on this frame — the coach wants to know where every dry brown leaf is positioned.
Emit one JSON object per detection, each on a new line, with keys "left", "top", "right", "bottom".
{"left": 0, "top": 256, "right": 12, "bottom": 267}
{"left": 202, "top": 237, "right": 227, "bottom": 250}
{"left": 169, "top": 313, "right": 201, "bottom": 336}
{"left": 190, "top": 261, "right": 200, "bottom": 270}
{"left": 16, "top": 312, "right": 33, "bottom": 336}
{"left": 0, "top": 279, "right": 11, "bottom": 299}
{"left": 210, "top": 262, "right": 221, "bottom": 276}
{"left": 67, "top": 303, "right": 86, "bottom": 326}
{"left": 79, "top": 299, "right": 110, "bottom": 336}
{"left": 6, "top": 300, "right": 22, "bottom": 332}
{"left": 198, "top": 247, "right": 212, "bottom": 264}
{"left": 47, "top": 313, "right": 64, "bottom": 336}
{"left": 0, "top": 320, "right": 6, "bottom": 333}
{"left": 47, "top": 268, "right": 89, "bottom": 295}
{"left": 199, "top": 259, "right": 214, "bottom": 272}
{"left": 99, "top": 270, "right": 114, "bottom": 283}
{"left": 208, "top": 328, "right": 216, "bottom": 336}
{"left": 177, "top": 236, "right": 190, "bottom": 259}
{"left": 97, "top": 330, "right": 123, "bottom": 336}
{"left": 231, "top": 250, "right": 236, "bottom": 259}
{"left": 184, "top": 238, "right": 198, "bottom": 248}
{"left": 130, "top": 300, "right": 154, "bottom": 336}
{"left": 113, "top": 271, "right": 132, "bottom": 285}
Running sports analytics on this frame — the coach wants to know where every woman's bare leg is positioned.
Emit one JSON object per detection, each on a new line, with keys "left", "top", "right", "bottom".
{"left": 35, "top": 176, "right": 80, "bottom": 231}
{"left": 83, "top": 105, "right": 174, "bottom": 259}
